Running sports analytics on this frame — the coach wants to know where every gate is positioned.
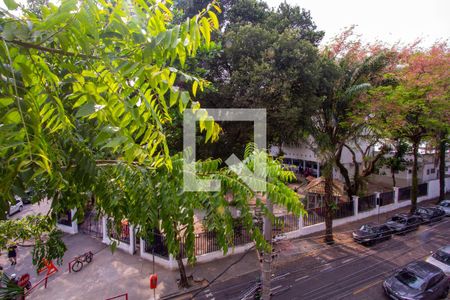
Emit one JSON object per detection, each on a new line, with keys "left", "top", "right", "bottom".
{"left": 79, "top": 210, "right": 103, "bottom": 239}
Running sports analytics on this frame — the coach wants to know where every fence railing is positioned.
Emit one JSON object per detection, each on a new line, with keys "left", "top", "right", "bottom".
{"left": 418, "top": 182, "right": 428, "bottom": 197}
{"left": 399, "top": 186, "right": 411, "bottom": 201}
{"left": 379, "top": 191, "right": 394, "bottom": 206}
{"left": 334, "top": 201, "right": 354, "bottom": 219}
{"left": 358, "top": 194, "right": 376, "bottom": 212}
{"left": 273, "top": 214, "right": 300, "bottom": 234}
{"left": 399, "top": 183, "right": 428, "bottom": 201}
{"left": 139, "top": 181, "right": 432, "bottom": 263}
{"left": 107, "top": 219, "right": 130, "bottom": 244}
{"left": 144, "top": 232, "right": 170, "bottom": 258}
{"left": 303, "top": 207, "right": 326, "bottom": 227}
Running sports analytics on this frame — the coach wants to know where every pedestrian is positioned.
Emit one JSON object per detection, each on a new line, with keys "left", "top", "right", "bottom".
{"left": 8, "top": 244, "right": 18, "bottom": 266}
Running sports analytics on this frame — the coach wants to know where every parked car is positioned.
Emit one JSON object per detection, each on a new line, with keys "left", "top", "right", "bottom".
{"left": 352, "top": 223, "right": 393, "bottom": 246}
{"left": 8, "top": 197, "right": 23, "bottom": 216}
{"left": 383, "top": 261, "right": 449, "bottom": 300}
{"left": 426, "top": 245, "right": 450, "bottom": 277}
{"left": 438, "top": 200, "right": 450, "bottom": 216}
{"left": 413, "top": 207, "right": 445, "bottom": 224}
{"left": 385, "top": 214, "right": 421, "bottom": 234}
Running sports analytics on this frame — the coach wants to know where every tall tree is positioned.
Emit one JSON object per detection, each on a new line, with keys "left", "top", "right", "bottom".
{"left": 184, "top": 0, "right": 324, "bottom": 161}
{"left": 377, "top": 140, "right": 410, "bottom": 187}
{"left": 310, "top": 30, "right": 393, "bottom": 243}
{"left": 370, "top": 43, "right": 450, "bottom": 212}
{"left": 0, "top": 0, "right": 221, "bottom": 265}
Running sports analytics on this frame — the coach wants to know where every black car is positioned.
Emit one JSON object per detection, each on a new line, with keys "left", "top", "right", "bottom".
{"left": 352, "top": 223, "right": 393, "bottom": 246}
{"left": 383, "top": 261, "right": 449, "bottom": 300}
{"left": 385, "top": 214, "right": 421, "bottom": 234}
{"left": 413, "top": 207, "right": 445, "bottom": 224}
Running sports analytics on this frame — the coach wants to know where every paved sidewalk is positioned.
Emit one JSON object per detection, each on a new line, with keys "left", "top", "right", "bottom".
{"left": 0, "top": 198, "right": 443, "bottom": 300}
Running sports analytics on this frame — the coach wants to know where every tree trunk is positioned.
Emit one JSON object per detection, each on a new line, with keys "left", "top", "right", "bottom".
{"left": 176, "top": 252, "right": 189, "bottom": 288}
{"left": 438, "top": 132, "right": 446, "bottom": 202}
{"left": 410, "top": 140, "right": 419, "bottom": 214}
{"left": 324, "top": 165, "right": 334, "bottom": 244}
{"left": 391, "top": 166, "right": 397, "bottom": 187}
{"left": 261, "top": 198, "right": 273, "bottom": 300}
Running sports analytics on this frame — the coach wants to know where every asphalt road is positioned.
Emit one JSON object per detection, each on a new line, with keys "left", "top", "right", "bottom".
{"left": 193, "top": 219, "right": 450, "bottom": 300}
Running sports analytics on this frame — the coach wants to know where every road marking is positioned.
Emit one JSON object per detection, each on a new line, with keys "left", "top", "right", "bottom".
{"left": 295, "top": 275, "right": 309, "bottom": 282}
{"left": 320, "top": 266, "right": 333, "bottom": 272}
{"left": 272, "top": 272, "right": 290, "bottom": 281}
{"left": 205, "top": 292, "right": 214, "bottom": 298}
{"left": 270, "top": 285, "right": 282, "bottom": 292}
{"left": 352, "top": 279, "right": 383, "bottom": 295}
{"left": 342, "top": 258, "right": 355, "bottom": 264}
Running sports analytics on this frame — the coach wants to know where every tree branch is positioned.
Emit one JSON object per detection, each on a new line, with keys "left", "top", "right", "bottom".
{"left": 0, "top": 37, "right": 99, "bottom": 59}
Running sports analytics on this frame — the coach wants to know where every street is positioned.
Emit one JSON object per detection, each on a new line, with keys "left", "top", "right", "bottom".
{"left": 193, "top": 219, "right": 450, "bottom": 300}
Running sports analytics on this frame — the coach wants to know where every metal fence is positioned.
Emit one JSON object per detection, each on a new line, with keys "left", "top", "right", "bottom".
{"left": 398, "top": 183, "right": 428, "bottom": 201}
{"left": 334, "top": 201, "right": 354, "bottom": 219}
{"left": 107, "top": 219, "right": 130, "bottom": 244}
{"left": 144, "top": 232, "right": 169, "bottom": 258}
{"left": 418, "top": 183, "right": 428, "bottom": 197}
{"left": 273, "top": 214, "right": 300, "bottom": 234}
{"left": 379, "top": 191, "right": 394, "bottom": 206}
{"left": 57, "top": 210, "right": 72, "bottom": 226}
{"left": 358, "top": 194, "right": 376, "bottom": 212}
{"left": 398, "top": 186, "right": 411, "bottom": 201}
{"left": 79, "top": 210, "right": 103, "bottom": 239}
{"left": 303, "top": 207, "right": 326, "bottom": 227}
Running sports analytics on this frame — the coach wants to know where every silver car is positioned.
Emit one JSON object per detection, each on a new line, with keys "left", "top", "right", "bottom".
{"left": 426, "top": 245, "right": 450, "bottom": 277}
{"left": 9, "top": 196, "right": 24, "bottom": 215}
{"left": 438, "top": 200, "right": 450, "bottom": 216}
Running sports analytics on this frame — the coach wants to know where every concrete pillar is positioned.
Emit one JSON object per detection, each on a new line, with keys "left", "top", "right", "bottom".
{"left": 71, "top": 208, "right": 78, "bottom": 234}
{"left": 375, "top": 192, "right": 381, "bottom": 209}
{"left": 393, "top": 187, "right": 399, "bottom": 205}
{"left": 298, "top": 213, "right": 304, "bottom": 230}
{"left": 128, "top": 225, "right": 135, "bottom": 255}
{"left": 102, "top": 216, "right": 109, "bottom": 244}
{"left": 352, "top": 195, "right": 359, "bottom": 216}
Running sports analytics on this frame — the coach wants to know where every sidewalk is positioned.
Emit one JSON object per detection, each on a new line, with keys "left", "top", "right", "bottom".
{"left": 0, "top": 198, "right": 442, "bottom": 300}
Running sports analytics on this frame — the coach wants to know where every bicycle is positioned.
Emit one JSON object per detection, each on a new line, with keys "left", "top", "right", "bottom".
{"left": 71, "top": 251, "right": 94, "bottom": 273}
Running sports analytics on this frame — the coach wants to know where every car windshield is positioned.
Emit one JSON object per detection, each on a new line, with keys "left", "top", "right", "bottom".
{"left": 396, "top": 270, "right": 426, "bottom": 290}
{"left": 433, "top": 250, "right": 450, "bottom": 266}
{"left": 440, "top": 202, "right": 450, "bottom": 208}
{"left": 391, "top": 216, "right": 406, "bottom": 224}
{"left": 359, "top": 225, "right": 374, "bottom": 233}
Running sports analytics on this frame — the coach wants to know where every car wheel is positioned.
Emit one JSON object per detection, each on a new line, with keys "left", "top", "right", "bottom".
{"left": 19, "top": 206, "right": 23, "bottom": 212}
{"left": 441, "top": 286, "right": 449, "bottom": 299}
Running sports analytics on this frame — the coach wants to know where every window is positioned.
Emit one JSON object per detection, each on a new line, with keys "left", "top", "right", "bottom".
{"left": 430, "top": 168, "right": 435, "bottom": 174}
{"left": 427, "top": 274, "right": 444, "bottom": 289}
{"left": 427, "top": 169, "right": 430, "bottom": 175}
{"left": 396, "top": 271, "right": 425, "bottom": 290}
{"left": 432, "top": 250, "right": 450, "bottom": 266}
{"left": 408, "top": 169, "right": 412, "bottom": 174}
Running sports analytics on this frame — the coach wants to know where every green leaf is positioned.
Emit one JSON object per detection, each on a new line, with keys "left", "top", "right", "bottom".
{"left": 3, "top": 0, "right": 18, "bottom": 10}
{"left": 75, "top": 101, "right": 96, "bottom": 118}
{"left": 0, "top": 97, "right": 14, "bottom": 108}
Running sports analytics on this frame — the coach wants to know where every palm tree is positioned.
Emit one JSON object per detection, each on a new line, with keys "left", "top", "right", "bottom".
{"left": 309, "top": 44, "right": 391, "bottom": 243}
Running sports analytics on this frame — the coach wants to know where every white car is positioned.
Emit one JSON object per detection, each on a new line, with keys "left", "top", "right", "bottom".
{"left": 438, "top": 200, "right": 450, "bottom": 216}
{"left": 9, "top": 196, "right": 24, "bottom": 215}
{"left": 426, "top": 245, "right": 450, "bottom": 277}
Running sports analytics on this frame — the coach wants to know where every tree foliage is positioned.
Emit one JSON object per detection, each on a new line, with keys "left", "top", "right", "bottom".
{"left": 0, "top": 0, "right": 221, "bottom": 263}
{"left": 369, "top": 42, "right": 450, "bottom": 211}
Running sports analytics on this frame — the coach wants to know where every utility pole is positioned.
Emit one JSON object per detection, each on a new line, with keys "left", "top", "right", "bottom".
{"left": 261, "top": 198, "right": 273, "bottom": 300}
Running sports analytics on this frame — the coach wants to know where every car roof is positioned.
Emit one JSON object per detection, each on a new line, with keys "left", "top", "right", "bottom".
{"left": 394, "top": 213, "right": 410, "bottom": 217}
{"left": 438, "top": 245, "right": 450, "bottom": 254}
{"left": 405, "top": 261, "right": 442, "bottom": 279}
{"left": 440, "top": 200, "right": 450, "bottom": 204}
